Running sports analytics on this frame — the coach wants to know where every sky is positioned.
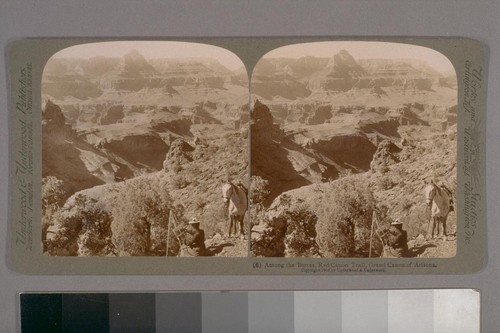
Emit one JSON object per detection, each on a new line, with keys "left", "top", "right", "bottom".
{"left": 262, "top": 41, "right": 456, "bottom": 74}
{"left": 51, "top": 40, "right": 456, "bottom": 75}
{"left": 52, "top": 41, "right": 245, "bottom": 71}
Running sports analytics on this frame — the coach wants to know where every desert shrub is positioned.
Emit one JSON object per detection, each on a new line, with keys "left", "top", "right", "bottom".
{"left": 249, "top": 176, "right": 269, "bottom": 228}
{"left": 278, "top": 193, "right": 292, "bottom": 208}
{"left": 47, "top": 194, "right": 114, "bottom": 256}
{"left": 339, "top": 169, "right": 353, "bottom": 178}
{"left": 208, "top": 203, "right": 230, "bottom": 237}
{"left": 171, "top": 162, "right": 182, "bottom": 173}
{"left": 379, "top": 163, "right": 390, "bottom": 175}
{"left": 250, "top": 175, "right": 270, "bottom": 205}
{"left": 250, "top": 204, "right": 267, "bottom": 228}
{"left": 282, "top": 207, "right": 320, "bottom": 257}
{"left": 76, "top": 200, "right": 115, "bottom": 256}
{"left": 184, "top": 164, "right": 200, "bottom": 176}
{"left": 251, "top": 206, "right": 319, "bottom": 258}
{"left": 41, "top": 176, "right": 66, "bottom": 252}
{"left": 401, "top": 197, "right": 414, "bottom": 212}
{"left": 414, "top": 145, "right": 426, "bottom": 156}
{"left": 186, "top": 193, "right": 225, "bottom": 238}
{"left": 112, "top": 179, "right": 173, "bottom": 256}
{"left": 193, "top": 196, "right": 207, "bottom": 210}
{"left": 403, "top": 203, "right": 431, "bottom": 239}
{"left": 392, "top": 164, "right": 408, "bottom": 178}
{"left": 376, "top": 175, "right": 396, "bottom": 190}
{"left": 42, "top": 176, "right": 66, "bottom": 212}
{"left": 251, "top": 215, "right": 287, "bottom": 257}
{"left": 192, "top": 147, "right": 206, "bottom": 161}
{"left": 207, "top": 145, "right": 219, "bottom": 156}
{"left": 321, "top": 218, "right": 355, "bottom": 257}
{"left": 224, "top": 159, "right": 241, "bottom": 179}
{"left": 316, "top": 177, "right": 375, "bottom": 257}
{"left": 172, "top": 175, "right": 190, "bottom": 189}
{"left": 223, "top": 133, "right": 239, "bottom": 147}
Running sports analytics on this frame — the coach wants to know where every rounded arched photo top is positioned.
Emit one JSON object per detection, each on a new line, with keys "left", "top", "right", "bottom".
{"left": 48, "top": 40, "right": 246, "bottom": 73}
{"left": 41, "top": 40, "right": 249, "bottom": 110}
{"left": 254, "top": 41, "right": 455, "bottom": 76}
{"left": 250, "top": 40, "right": 457, "bottom": 104}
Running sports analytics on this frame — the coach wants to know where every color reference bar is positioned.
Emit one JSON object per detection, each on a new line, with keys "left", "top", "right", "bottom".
{"left": 21, "top": 290, "right": 479, "bottom": 333}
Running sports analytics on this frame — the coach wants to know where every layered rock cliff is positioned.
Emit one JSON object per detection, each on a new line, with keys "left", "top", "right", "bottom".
{"left": 42, "top": 100, "right": 126, "bottom": 195}
{"left": 253, "top": 50, "right": 454, "bottom": 101}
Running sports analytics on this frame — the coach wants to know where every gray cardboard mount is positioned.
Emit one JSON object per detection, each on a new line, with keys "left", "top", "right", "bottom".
{"left": 9, "top": 37, "right": 487, "bottom": 275}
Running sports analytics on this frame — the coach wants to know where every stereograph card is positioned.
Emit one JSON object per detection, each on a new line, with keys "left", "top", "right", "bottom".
{"left": 8, "top": 37, "right": 487, "bottom": 274}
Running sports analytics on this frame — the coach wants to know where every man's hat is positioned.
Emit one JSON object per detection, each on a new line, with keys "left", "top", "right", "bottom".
{"left": 189, "top": 218, "right": 199, "bottom": 224}
{"left": 391, "top": 219, "right": 403, "bottom": 225}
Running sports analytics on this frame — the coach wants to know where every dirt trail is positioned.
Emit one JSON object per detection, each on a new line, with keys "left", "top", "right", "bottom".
{"left": 408, "top": 237, "right": 457, "bottom": 258}
{"left": 205, "top": 233, "right": 249, "bottom": 257}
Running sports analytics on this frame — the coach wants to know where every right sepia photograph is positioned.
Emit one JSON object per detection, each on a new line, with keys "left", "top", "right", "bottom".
{"left": 250, "top": 41, "right": 457, "bottom": 258}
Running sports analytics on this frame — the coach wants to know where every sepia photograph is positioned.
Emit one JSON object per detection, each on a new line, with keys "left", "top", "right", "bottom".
{"left": 250, "top": 42, "right": 457, "bottom": 258}
{"left": 41, "top": 41, "right": 250, "bottom": 257}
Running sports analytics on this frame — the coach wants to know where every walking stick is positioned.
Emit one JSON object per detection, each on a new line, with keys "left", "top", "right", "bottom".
{"left": 373, "top": 214, "right": 384, "bottom": 245}
{"left": 372, "top": 213, "right": 388, "bottom": 257}
{"left": 166, "top": 211, "right": 171, "bottom": 256}
{"left": 166, "top": 210, "right": 186, "bottom": 257}
{"left": 170, "top": 212, "right": 187, "bottom": 257}
{"left": 369, "top": 212, "right": 375, "bottom": 258}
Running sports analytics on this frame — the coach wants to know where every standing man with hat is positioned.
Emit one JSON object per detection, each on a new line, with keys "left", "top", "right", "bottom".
{"left": 383, "top": 219, "right": 409, "bottom": 258}
{"left": 180, "top": 217, "right": 206, "bottom": 257}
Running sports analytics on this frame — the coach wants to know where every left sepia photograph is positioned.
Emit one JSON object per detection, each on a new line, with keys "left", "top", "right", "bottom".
{"left": 41, "top": 41, "right": 250, "bottom": 257}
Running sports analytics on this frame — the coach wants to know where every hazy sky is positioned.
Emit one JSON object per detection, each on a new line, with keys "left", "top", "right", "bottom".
{"left": 52, "top": 41, "right": 244, "bottom": 71}
{"left": 263, "top": 41, "right": 456, "bottom": 74}
{"left": 52, "top": 40, "right": 456, "bottom": 75}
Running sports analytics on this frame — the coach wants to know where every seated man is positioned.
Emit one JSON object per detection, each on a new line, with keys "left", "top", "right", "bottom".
{"left": 180, "top": 218, "right": 206, "bottom": 257}
{"left": 383, "top": 219, "right": 409, "bottom": 258}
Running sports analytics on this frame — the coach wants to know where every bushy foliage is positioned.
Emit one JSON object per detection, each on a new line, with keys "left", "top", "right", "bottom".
{"left": 250, "top": 175, "right": 270, "bottom": 205}
{"left": 316, "top": 177, "right": 376, "bottom": 257}
{"left": 112, "top": 178, "right": 173, "bottom": 256}
{"left": 376, "top": 175, "right": 396, "bottom": 190}
{"left": 250, "top": 215, "right": 286, "bottom": 257}
{"left": 42, "top": 176, "right": 66, "bottom": 212}
{"left": 202, "top": 200, "right": 229, "bottom": 238}
{"left": 41, "top": 176, "right": 66, "bottom": 252}
{"left": 171, "top": 175, "right": 190, "bottom": 189}
{"left": 282, "top": 207, "right": 320, "bottom": 257}
{"left": 251, "top": 194, "right": 292, "bottom": 257}
{"left": 171, "top": 162, "right": 183, "bottom": 173}
{"left": 47, "top": 194, "right": 114, "bottom": 256}
{"left": 249, "top": 175, "right": 270, "bottom": 229}
{"left": 251, "top": 205, "right": 319, "bottom": 258}
{"left": 400, "top": 202, "right": 433, "bottom": 239}
{"left": 76, "top": 197, "right": 115, "bottom": 256}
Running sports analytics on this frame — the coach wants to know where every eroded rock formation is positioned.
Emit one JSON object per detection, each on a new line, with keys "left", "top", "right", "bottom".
{"left": 163, "top": 138, "right": 194, "bottom": 171}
